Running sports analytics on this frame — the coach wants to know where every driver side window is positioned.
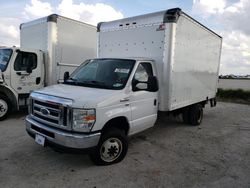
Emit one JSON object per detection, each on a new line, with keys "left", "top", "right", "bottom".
{"left": 14, "top": 52, "right": 37, "bottom": 71}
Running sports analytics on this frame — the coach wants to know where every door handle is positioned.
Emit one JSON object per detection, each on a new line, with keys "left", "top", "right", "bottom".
{"left": 16, "top": 72, "right": 29, "bottom": 76}
{"left": 120, "top": 98, "right": 130, "bottom": 102}
{"left": 154, "top": 99, "right": 157, "bottom": 106}
{"left": 36, "top": 77, "right": 41, "bottom": 85}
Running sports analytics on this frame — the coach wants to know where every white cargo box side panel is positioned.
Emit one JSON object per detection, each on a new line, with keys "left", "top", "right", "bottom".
{"left": 55, "top": 17, "right": 97, "bottom": 83}
{"left": 98, "top": 11, "right": 166, "bottom": 62}
{"left": 99, "top": 25, "right": 165, "bottom": 62}
{"left": 167, "top": 14, "right": 222, "bottom": 111}
{"left": 20, "top": 18, "right": 54, "bottom": 86}
{"left": 21, "top": 18, "right": 58, "bottom": 86}
{"left": 20, "top": 18, "right": 48, "bottom": 51}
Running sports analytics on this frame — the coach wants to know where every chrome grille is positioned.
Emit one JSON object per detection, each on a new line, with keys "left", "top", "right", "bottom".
{"left": 31, "top": 99, "right": 69, "bottom": 129}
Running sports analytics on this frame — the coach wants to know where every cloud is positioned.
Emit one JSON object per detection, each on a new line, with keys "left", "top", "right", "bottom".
{"left": 0, "top": 23, "right": 19, "bottom": 46}
{"left": 192, "top": 0, "right": 226, "bottom": 15}
{"left": 23, "top": 0, "right": 54, "bottom": 19}
{"left": 220, "top": 31, "right": 250, "bottom": 75}
{"left": 221, "top": 0, "right": 250, "bottom": 35}
{"left": 0, "top": 0, "right": 123, "bottom": 46}
{"left": 0, "top": 17, "right": 20, "bottom": 46}
{"left": 1, "top": 25, "right": 18, "bottom": 39}
{"left": 57, "top": 0, "right": 123, "bottom": 25}
{"left": 193, "top": 0, "right": 250, "bottom": 35}
{"left": 192, "top": 0, "right": 250, "bottom": 75}
{"left": 21, "top": 0, "right": 123, "bottom": 25}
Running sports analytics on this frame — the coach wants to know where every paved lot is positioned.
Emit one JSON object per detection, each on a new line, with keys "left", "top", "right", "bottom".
{"left": 0, "top": 102, "right": 250, "bottom": 188}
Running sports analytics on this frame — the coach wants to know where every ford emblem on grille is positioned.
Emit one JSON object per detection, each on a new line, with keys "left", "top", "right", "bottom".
{"left": 40, "top": 108, "right": 50, "bottom": 116}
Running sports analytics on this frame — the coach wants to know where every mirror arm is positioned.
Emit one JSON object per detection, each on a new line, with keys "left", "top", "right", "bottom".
{"left": 63, "top": 71, "right": 70, "bottom": 82}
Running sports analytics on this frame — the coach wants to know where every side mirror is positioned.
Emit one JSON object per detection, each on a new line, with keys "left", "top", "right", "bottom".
{"left": 26, "top": 66, "right": 32, "bottom": 74}
{"left": 132, "top": 76, "right": 158, "bottom": 92}
{"left": 132, "top": 79, "right": 139, "bottom": 91}
{"left": 64, "top": 71, "right": 70, "bottom": 82}
{"left": 26, "top": 60, "right": 33, "bottom": 74}
{"left": 147, "top": 76, "right": 158, "bottom": 92}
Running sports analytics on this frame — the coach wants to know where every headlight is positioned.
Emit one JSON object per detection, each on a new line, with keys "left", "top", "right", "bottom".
{"left": 72, "top": 109, "right": 96, "bottom": 132}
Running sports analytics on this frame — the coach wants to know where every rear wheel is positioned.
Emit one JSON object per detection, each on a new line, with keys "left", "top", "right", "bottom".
{"left": 182, "top": 107, "right": 190, "bottom": 124}
{"left": 0, "top": 94, "right": 11, "bottom": 121}
{"left": 189, "top": 104, "right": 203, "bottom": 125}
{"left": 89, "top": 128, "right": 128, "bottom": 165}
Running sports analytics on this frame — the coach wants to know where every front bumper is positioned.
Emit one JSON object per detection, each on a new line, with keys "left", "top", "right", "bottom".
{"left": 26, "top": 116, "right": 101, "bottom": 150}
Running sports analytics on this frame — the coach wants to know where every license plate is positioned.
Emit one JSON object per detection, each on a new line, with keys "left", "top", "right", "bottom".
{"left": 35, "top": 134, "right": 45, "bottom": 146}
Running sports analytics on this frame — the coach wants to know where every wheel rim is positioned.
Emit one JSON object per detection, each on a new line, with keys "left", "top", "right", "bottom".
{"left": 0, "top": 99, "right": 8, "bottom": 118}
{"left": 100, "top": 137, "right": 123, "bottom": 163}
{"left": 197, "top": 108, "right": 203, "bottom": 123}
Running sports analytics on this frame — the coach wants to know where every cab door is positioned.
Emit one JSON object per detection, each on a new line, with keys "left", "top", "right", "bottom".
{"left": 10, "top": 49, "right": 44, "bottom": 94}
{"left": 129, "top": 61, "right": 158, "bottom": 135}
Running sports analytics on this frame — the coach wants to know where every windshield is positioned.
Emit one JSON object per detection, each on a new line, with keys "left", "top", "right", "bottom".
{"left": 64, "top": 59, "right": 135, "bottom": 90}
{"left": 0, "top": 49, "right": 13, "bottom": 72}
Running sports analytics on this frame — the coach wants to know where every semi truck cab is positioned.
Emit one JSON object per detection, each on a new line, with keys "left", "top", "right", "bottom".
{"left": 0, "top": 46, "right": 44, "bottom": 120}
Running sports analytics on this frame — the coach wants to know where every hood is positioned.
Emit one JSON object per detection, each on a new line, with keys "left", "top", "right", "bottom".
{"left": 34, "top": 84, "right": 127, "bottom": 108}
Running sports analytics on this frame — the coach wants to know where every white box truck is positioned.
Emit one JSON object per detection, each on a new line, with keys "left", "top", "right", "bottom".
{"left": 26, "top": 8, "right": 222, "bottom": 165}
{"left": 0, "top": 14, "right": 97, "bottom": 120}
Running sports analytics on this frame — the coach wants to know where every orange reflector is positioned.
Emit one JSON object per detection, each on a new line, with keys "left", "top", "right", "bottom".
{"left": 83, "top": 115, "right": 95, "bottom": 121}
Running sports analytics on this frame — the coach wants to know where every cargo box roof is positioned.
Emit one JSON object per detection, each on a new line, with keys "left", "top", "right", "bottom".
{"left": 20, "top": 14, "right": 95, "bottom": 30}
{"left": 98, "top": 8, "right": 221, "bottom": 39}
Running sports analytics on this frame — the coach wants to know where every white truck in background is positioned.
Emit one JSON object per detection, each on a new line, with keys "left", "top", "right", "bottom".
{"left": 0, "top": 14, "right": 97, "bottom": 120}
{"left": 26, "top": 8, "right": 222, "bottom": 165}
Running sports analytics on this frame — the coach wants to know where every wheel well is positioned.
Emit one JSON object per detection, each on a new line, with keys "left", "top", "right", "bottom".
{"left": 102, "top": 117, "right": 130, "bottom": 135}
{"left": 0, "top": 86, "right": 18, "bottom": 111}
{"left": 200, "top": 101, "right": 207, "bottom": 108}
{"left": 175, "top": 101, "right": 207, "bottom": 115}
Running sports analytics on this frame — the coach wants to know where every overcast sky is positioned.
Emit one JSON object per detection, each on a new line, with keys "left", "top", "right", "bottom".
{"left": 0, "top": 0, "right": 249, "bottom": 75}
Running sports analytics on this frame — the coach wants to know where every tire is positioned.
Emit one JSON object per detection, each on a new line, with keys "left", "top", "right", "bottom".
{"left": 189, "top": 104, "right": 203, "bottom": 126}
{"left": 182, "top": 107, "right": 190, "bottom": 124}
{"left": 89, "top": 128, "right": 128, "bottom": 165}
{"left": 0, "top": 94, "right": 11, "bottom": 121}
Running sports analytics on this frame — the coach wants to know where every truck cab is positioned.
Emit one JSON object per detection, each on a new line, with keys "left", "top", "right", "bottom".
{"left": 0, "top": 46, "right": 44, "bottom": 120}
{"left": 26, "top": 58, "right": 159, "bottom": 165}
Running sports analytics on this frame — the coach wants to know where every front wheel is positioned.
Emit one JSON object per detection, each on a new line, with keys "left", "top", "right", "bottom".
{"left": 0, "top": 94, "right": 11, "bottom": 121}
{"left": 89, "top": 128, "right": 128, "bottom": 165}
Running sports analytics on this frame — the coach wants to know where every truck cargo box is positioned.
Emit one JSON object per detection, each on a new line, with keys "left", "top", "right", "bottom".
{"left": 20, "top": 14, "right": 97, "bottom": 86}
{"left": 98, "top": 8, "right": 222, "bottom": 111}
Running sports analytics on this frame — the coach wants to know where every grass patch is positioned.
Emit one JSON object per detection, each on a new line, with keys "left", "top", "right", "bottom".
{"left": 217, "top": 89, "right": 250, "bottom": 104}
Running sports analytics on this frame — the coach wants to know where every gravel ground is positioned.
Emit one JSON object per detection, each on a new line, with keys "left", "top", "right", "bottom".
{"left": 0, "top": 102, "right": 250, "bottom": 188}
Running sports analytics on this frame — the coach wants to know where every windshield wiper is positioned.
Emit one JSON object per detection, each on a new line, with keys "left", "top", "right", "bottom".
{"left": 63, "top": 77, "right": 79, "bottom": 85}
{"left": 80, "top": 80, "right": 113, "bottom": 89}
{"left": 64, "top": 79, "right": 113, "bottom": 89}
{"left": 88, "top": 80, "right": 105, "bottom": 85}
{"left": 68, "top": 77, "right": 77, "bottom": 81}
